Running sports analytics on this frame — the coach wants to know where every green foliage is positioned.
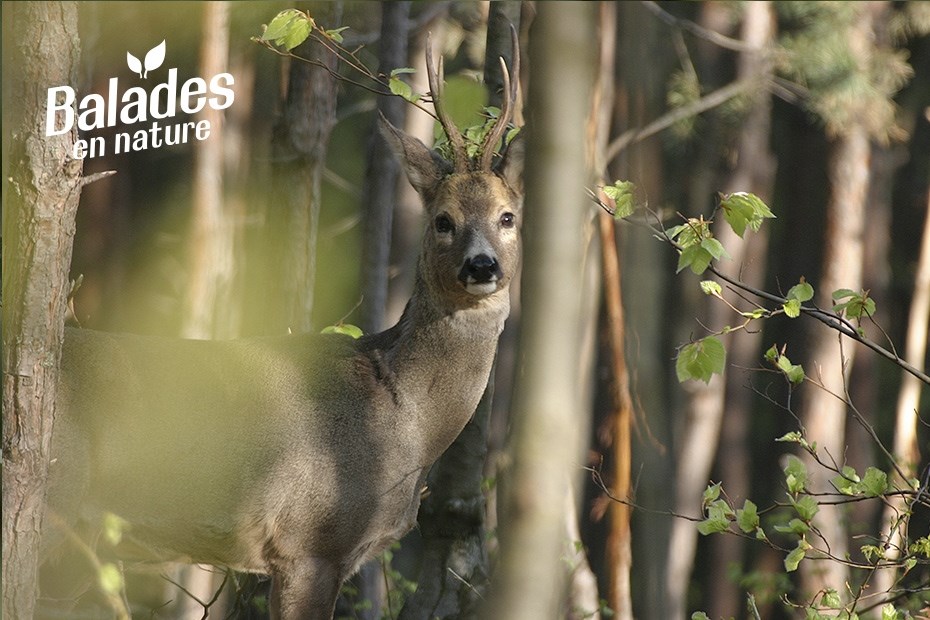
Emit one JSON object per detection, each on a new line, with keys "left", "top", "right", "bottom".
{"left": 783, "top": 279, "right": 814, "bottom": 318}
{"left": 667, "top": 217, "right": 729, "bottom": 275}
{"left": 832, "top": 465, "right": 889, "bottom": 497}
{"left": 98, "top": 563, "right": 124, "bottom": 596}
{"left": 783, "top": 455, "right": 808, "bottom": 495}
{"left": 832, "top": 288, "right": 876, "bottom": 320}
{"left": 261, "top": 9, "right": 314, "bottom": 51}
{"left": 676, "top": 336, "right": 726, "bottom": 383}
{"left": 102, "top": 512, "right": 129, "bottom": 546}
{"left": 321, "top": 323, "right": 364, "bottom": 339}
{"left": 775, "top": 2, "right": 911, "bottom": 140}
{"left": 434, "top": 105, "right": 520, "bottom": 164}
{"left": 602, "top": 181, "right": 637, "bottom": 219}
{"left": 765, "top": 345, "right": 805, "bottom": 385}
{"left": 388, "top": 68, "right": 419, "bottom": 103}
{"left": 784, "top": 538, "right": 810, "bottom": 573}
{"left": 719, "top": 192, "right": 776, "bottom": 238}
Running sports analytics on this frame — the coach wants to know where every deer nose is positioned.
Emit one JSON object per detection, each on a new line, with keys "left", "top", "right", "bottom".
{"left": 459, "top": 253, "right": 502, "bottom": 285}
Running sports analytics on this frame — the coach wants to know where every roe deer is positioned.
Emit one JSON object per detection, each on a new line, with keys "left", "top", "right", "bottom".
{"left": 42, "top": 37, "right": 522, "bottom": 620}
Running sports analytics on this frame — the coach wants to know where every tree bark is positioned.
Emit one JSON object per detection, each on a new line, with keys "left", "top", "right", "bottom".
{"left": 346, "top": 4, "right": 411, "bottom": 617}
{"left": 181, "top": 0, "right": 236, "bottom": 341}
{"left": 873, "top": 186, "right": 930, "bottom": 595}
{"left": 398, "top": 6, "right": 520, "bottom": 618}
{"left": 798, "top": 6, "right": 876, "bottom": 596}
{"left": 267, "top": 2, "right": 339, "bottom": 333}
{"left": 359, "top": 1, "right": 410, "bottom": 335}
{"left": 483, "top": 4, "right": 597, "bottom": 618}
{"left": 2, "top": 3, "right": 83, "bottom": 617}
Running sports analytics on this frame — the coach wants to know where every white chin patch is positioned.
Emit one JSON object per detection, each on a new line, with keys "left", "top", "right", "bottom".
{"left": 465, "top": 281, "right": 498, "bottom": 296}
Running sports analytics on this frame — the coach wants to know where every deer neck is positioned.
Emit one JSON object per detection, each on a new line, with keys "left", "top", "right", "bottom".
{"left": 384, "top": 268, "right": 507, "bottom": 466}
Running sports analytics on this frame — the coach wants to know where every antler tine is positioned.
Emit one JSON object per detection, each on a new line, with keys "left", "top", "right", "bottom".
{"left": 426, "top": 33, "right": 468, "bottom": 173}
{"left": 478, "top": 24, "right": 520, "bottom": 171}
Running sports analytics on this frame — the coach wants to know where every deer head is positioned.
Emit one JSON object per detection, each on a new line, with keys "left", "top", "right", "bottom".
{"left": 379, "top": 32, "right": 523, "bottom": 314}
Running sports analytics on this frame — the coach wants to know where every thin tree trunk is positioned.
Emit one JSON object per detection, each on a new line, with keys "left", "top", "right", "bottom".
{"left": 799, "top": 14, "right": 874, "bottom": 594}
{"left": 398, "top": 6, "right": 520, "bottom": 618}
{"left": 347, "top": 4, "right": 411, "bottom": 617}
{"left": 2, "top": 3, "right": 83, "bottom": 617}
{"left": 611, "top": 1, "right": 674, "bottom": 613}
{"left": 360, "top": 1, "right": 410, "bottom": 335}
{"left": 873, "top": 187, "right": 930, "bottom": 595}
{"left": 590, "top": 3, "right": 632, "bottom": 617}
{"left": 181, "top": 1, "right": 234, "bottom": 341}
{"left": 666, "top": 4, "right": 776, "bottom": 616}
{"left": 483, "top": 4, "right": 597, "bottom": 618}
{"left": 267, "top": 3, "right": 339, "bottom": 333}
{"left": 707, "top": 3, "right": 776, "bottom": 617}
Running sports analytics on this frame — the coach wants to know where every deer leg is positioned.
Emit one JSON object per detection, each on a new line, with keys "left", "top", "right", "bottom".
{"left": 270, "top": 556, "right": 341, "bottom": 620}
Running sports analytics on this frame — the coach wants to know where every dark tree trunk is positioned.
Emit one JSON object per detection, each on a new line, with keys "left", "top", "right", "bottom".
{"left": 266, "top": 2, "right": 339, "bottom": 334}
{"left": 1, "top": 2, "right": 83, "bottom": 617}
{"left": 348, "top": 3, "right": 411, "bottom": 618}
{"left": 398, "top": 5, "right": 521, "bottom": 619}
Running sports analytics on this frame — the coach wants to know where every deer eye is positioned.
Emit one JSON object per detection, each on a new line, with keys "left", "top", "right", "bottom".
{"left": 499, "top": 212, "right": 515, "bottom": 228}
{"left": 434, "top": 214, "right": 455, "bottom": 234}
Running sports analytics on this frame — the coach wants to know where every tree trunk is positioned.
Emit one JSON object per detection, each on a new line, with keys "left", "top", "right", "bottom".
{"left": 346, "top": 4, "right": 411, "bottom": 617}
{"left": 2, "top": 3, "right": 83, "bottom": 617}
{"left": 798, "top": 4, "right": 875, "bottom": 592}
{"left": 181, "top": 0, "right": 236, "bottom": 341}
{"left": 267, "top": 2, "right": 339, "bottom": 333}
{"left": 483, "top": 4, "right": 597, "bottom": 618}
{"left": 398, "top": 6, "right": 520, "bottom": 618}
{"left": 873, "top": 186, "right": 930, "bottom": 595}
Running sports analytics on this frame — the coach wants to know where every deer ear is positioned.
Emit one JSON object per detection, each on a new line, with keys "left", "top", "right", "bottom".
{"left": 496, "top": 132, "right": 524, "bottom": 195}
{"left": 378, "top": 114, "right": 447, "bottom": 197}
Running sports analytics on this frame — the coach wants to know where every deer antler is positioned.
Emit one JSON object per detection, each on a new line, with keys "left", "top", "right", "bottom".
{"left": 426, "top": 33, "right": 468, "bottom": 173}
{"left": 478, "top": 25, "right": 520, "bottom": 171}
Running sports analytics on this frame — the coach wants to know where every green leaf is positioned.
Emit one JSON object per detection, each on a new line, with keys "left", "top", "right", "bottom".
{"left": 98, "top": 563, "right": 124, "bottom": 596}
{"left": 700, "top": 237, "right": 729, "bottom": 261}
{"left": 831, "top": 465, "right": 861, "bottom": 495}
{"left": 861, "top": 544, "right": 885, "bottom": 562}
{"left": 821, "top": 589, "right": 841, "bottom": 609}
{"left": 775, "top": 354, "right": 805, "bottom": 385}
{"left": 736, "top": 499, "right": 759, "bottom": 533}
{"left": 676, "top": 337, "right": 726, "bottom": 383}
{"left": 783, "top": 298, "right": 802, "bottom": 318}
{"left": 741, "top": 307, "right": 766, "bottom": 319}
{"left": 764, "top": 345, "right": 780, "bottom": 362}
{"left": 703, "top": 482, "right": 722, "bottom": 506}
{"left": 832, "top": 288, "right": 876, "bottom": 319}
{"left": 691, "top": 613, "right": 711, "bottom": 620}
{"left": 262, "top": 9, "right": 314, "bottom": 51}
{"left": 603, "top": 180, "right": 637, "bottom": 219}
{"left": 697, "top": 499, "right": 734, "bottom": 535}
{"left": 678, "top": 245, "right": 713, "bottom": 275}
{"left": 321, "top": 323, "right": 364, "bottom": 339}
{"left": 909, "top": 536, "right": 930, "bottom": 558}
{"left": 784, "top": 540, "right": 809, "bottom": 572}
{"left": 881, "top": 604, "right": 901, "bottom": 620}
{"left": 719, "top": 192, "right": 776, "bottom": 237}
{"left": 792, "top": 495, "right": 819, "bottom": 521}
{"left": 103, "top": 512, "right": 129, "bottom": 546}
{"left": 324, "top": 26, "right": 349, "bottom": 43}
{"left": 700, "top": 280, "right": 722, "bottom": 297}
{"left": 774, "top": 517, "right": 810, "bottom": 535}
{"left": 388, "top": 76, "right": 418, "bottom": 103}
{"left": 784, "top": 455, "right": 808, "bottom": 494}
{"left": 860, "top": 467, "right": 888, "bottom": 497}
{"left": 787, "top": 281, "right": 814, "bottom": 302}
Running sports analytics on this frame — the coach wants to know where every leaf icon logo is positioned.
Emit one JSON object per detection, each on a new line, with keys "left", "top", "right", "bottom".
{"left": 127, "top": 40, "right": 166, "bottom": 78}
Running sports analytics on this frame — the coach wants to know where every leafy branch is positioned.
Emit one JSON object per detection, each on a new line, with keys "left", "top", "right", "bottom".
{"left": 591, "top": 185, "right": 930, "bottom": 386}
{"left": 253, "top": 9, "right": 438, "bottom": 118}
